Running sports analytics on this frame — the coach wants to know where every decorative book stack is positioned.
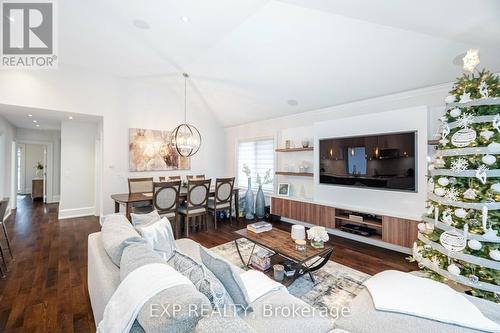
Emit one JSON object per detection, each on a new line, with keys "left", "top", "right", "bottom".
{"left": 250, "top": 250, "right": 271, "bottom": 271}
{"left": 247, "top": 221, "right": 272, "bottom": 233}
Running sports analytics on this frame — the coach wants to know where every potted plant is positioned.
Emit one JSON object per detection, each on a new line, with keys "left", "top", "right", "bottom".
{"left": 34, "top": 162, "right": 44, "bottom": 178}
{"left": 307, "top": 226, "right": 329, "bottom": 249}
{"left": 255, "top": 169, "right": 273, "bottom": 218}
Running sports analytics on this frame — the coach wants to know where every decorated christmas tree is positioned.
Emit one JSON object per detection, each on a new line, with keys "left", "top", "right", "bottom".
{"left": 412, "top": 49, "right": 500, "bottom": 303}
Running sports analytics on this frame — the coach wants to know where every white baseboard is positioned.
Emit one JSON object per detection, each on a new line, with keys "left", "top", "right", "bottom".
{"left": 3, "top": 209, "right": 11, "bottom": 222}
{"left": 58, "top": 206, "right": 95, "bottom": 220}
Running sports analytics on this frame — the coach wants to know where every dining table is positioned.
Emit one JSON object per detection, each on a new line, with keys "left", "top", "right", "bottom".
{"left": 111, "top": 187, "right": 240, "bottom": 221}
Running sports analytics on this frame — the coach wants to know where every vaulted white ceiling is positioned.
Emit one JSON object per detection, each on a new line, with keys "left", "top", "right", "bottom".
{"left": 59, "top": 0, "right": 500, "bottom": 127}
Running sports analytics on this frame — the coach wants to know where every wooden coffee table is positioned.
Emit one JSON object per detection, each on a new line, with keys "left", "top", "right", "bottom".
{"left": 234, "top": 228, "right": 333, "bottom": 287}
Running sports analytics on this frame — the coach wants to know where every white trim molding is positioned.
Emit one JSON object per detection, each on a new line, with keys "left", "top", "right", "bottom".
{"left": 58, "top": 206, "right": 95, "bottom": 220}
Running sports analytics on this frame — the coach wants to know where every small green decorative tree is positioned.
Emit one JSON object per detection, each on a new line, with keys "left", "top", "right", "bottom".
{"left": 411, "top": 50, "right": 500, "bottom": 303}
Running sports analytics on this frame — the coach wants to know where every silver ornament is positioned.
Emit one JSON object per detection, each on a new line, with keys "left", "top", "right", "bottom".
{"left": 480, "top": 130, "right": 494, "bottom": 141}
{"left": 468, "top": 239, "right": 482, "bottom": 250}
{"left": 482, "top": 154, "right": 496, "bottom": 166}
{"left": 469, "top": 275, "right": 479, "bottom": 284}
{"left": 463, "top": 188, "right": 477, "bottom": 200}
{"left": 449, "top": 108, "right": 461, "bottom": 118}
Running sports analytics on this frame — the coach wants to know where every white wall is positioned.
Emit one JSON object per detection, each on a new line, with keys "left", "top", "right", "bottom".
{"left": 59, "top": 120, "right": 97, "bottom": 218}
{"left": 0, "top": 66, "right": 226, "bottom": 215}
{"left": 15, "top": 128, "right": 61, "bottom": 198}
{"left": 23, "top": 144, "right": 45, "bottom": 193}
{"left": 225, "top": 83, "right": 451, "bottom": 219}
{"left": 0, "top": 115, "right": 15, "bottom": 217}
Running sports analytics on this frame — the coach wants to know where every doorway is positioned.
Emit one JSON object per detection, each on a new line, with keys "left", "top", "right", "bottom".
{"left": 13, "top": 140, "right": 55, "bottom": 205}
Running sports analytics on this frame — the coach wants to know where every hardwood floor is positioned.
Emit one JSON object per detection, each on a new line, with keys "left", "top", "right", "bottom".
{"left": 0, "top": 196, "right": 416, "bottom": 333}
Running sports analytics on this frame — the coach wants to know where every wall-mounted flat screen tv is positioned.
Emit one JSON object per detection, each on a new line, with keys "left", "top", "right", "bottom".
{"left": 319, "top": 132, "right": 417, "bottom": 192}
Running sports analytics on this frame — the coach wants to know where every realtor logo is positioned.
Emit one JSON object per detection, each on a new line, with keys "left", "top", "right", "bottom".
{"left": 1, "top": 0, "right": 57, "bottom": 68}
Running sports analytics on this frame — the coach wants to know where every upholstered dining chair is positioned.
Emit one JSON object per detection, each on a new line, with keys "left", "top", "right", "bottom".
{"left": 208, "top": 177, "right": 235, "bottom": 229}
{"left": 128, "top": 177, "right": 154, "bottom": 214}
{"left": 178, "top": 179, "right": 211, "bottom": 237}
{"left": 186, "top": 175, "right": 205, "bottom": 181}
{"left": 153, "top": 181, "right": 181, "bottom": 238}
{"left": 0, "top": 198, "right": 13, "bottom": 278}
{"left": 159, "top": 176, "right": 181, "bottom": 182}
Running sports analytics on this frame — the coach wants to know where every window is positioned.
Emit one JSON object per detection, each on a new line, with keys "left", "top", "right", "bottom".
{"left": 237, "top": 138, "right": 274, "bottom": 192}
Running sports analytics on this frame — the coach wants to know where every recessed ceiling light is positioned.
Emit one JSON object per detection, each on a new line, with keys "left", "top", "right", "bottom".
{"left": 33, "top": 120, "right": 38, "bottom": 123}
{"left": 287, "top": 99, "right": 298, "bottom": 106}
{"left": 132, "top": 19, "right": 150, "bottom": 30}
{"left": 28, "top": 114, "right": 33, "bottom": 117}
{"left": 35, "top": 124, "right": 40, "bottom": 127}
{"left": 68, "top": 116, "right": 73, "bottom": 120}
{"left": 181, "top": 16, "right": 189, "bottom": 22}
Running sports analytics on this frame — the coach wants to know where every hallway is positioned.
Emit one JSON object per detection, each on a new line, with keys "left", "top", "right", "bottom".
{"left": 0, "top": 196, "right": 99, "bottom": 333}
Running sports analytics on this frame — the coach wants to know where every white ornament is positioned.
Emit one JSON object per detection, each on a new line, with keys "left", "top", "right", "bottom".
{"left": 417, "top": 223, "right": 426, "bottom": 233}
{"left": 427, "top": 178, "right": 435, "bottom": 193}
{"left": 440, "top": 123, "right": 451, "bottom": 145}
{"left": 483, "top": 228, "right": 499, "bottom": 242}
{"left": 442, "top": 211, "right": 453, "bottom": 225}
{"left": 468, "top": 239, "right": 482, "bottom": 251}
{"left": 479, "top": 81, "right": 489, "bottom": 98}
{"left": 459, "top": 92, "right": 472, "bottom": 104}
{"left": 438, "top": 177, "right": 450, "bottom": 186}
{"left": 428, "top": 164, "right": 435, "bottom": 171}
{"left": 440, "top": 229, "right": 467, "bottom": 252}
{"left": 445, "top": 188, "right": 460, "bottom": 201}
{"left": 457, "top": 113, "right": 474, "bottom": 128}
{"left": 449, "top": 108, "right": 462, "bottom": 118}
{"left": 475, "top": 165, "right": 489, "bottom": 185}
{"left": 447, "top": 263, "right": 461, "bottom": 276}
{"left": 489, "top": 250, "right": 500, "bottom": 261}
{"left": 480, "top": 130, "right": 494, "bottom": 141}
{"left": 488, "top": 142, "right": 500, "bottom": 153}
{"left": 463, "top": 49, "right": 480, "bottom": 72}
{"left": 450, "top": 157, "right": 469, "bottom": 173}
{"left": 491, "top": 183, "right": 500, "bottom": 193}
{"left": 451, "top": 128, "right": 476, "bottom": 147}
{"left": 434, "top": 187, "right": 446, "bottom": 197}
{"left": 454, "top": 208, "right": 467, "bottom": 219}
{"left": 493, "top": 114, "right": 500, "bottom": 133}
{"left": 445, "top": 95, "right": 456, "bottom": 104}
{"left": 434, "top": 157, "right": 445, "bottom": 168}
{"left": 482, "top": 154, "right": 496, "bottom": 166}
{"left": 463, "top": 188, "right": 477, "bottom": 200}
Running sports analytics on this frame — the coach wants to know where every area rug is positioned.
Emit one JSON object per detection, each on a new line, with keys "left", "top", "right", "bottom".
{"left": 210, "top": 238, "right": 370, "bottom": 321}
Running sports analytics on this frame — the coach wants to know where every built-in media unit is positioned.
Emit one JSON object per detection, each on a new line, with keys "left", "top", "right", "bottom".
{"left": 319, "top": 131, "right": 417, "bottom": 192}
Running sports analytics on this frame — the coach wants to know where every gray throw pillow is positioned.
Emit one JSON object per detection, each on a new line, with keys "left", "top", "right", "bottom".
{"left": 130, "top": 210, "right": 161, "bottom": 226}
{"left": 101, "top": 214, "right": 142, "bottom": 266}
{"left": 199, "top": 246, "right": 251, "bottom": 313}
{"left": 120, "top": 241, "right": 210, "bottom": 333}
{"left": 168, "top": 250, "right": 234, "bottom": 310}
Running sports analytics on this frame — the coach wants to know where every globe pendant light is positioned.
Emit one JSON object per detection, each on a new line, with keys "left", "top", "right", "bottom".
{"left": 171, "top": 73, "right": 202, "bottom": 157}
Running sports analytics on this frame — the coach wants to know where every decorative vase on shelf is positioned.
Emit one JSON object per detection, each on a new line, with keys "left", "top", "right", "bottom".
{"left": 255, "top": 184, "right": 265, "bottom": 219}
{"left": 245, "top": 178, "right": 255, "bottom": 220}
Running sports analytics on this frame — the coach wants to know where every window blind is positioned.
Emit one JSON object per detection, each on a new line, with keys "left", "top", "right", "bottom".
{"left": 237, "top": 138, "right": 274, "bottom": 192}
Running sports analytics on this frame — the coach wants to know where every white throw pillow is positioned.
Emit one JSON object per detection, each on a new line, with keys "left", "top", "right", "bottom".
{"left": 135, "top": 217, "right": 176, "bottom": 260}
{"left": 130, "top": 210, "right": 161, "bottom": 226}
